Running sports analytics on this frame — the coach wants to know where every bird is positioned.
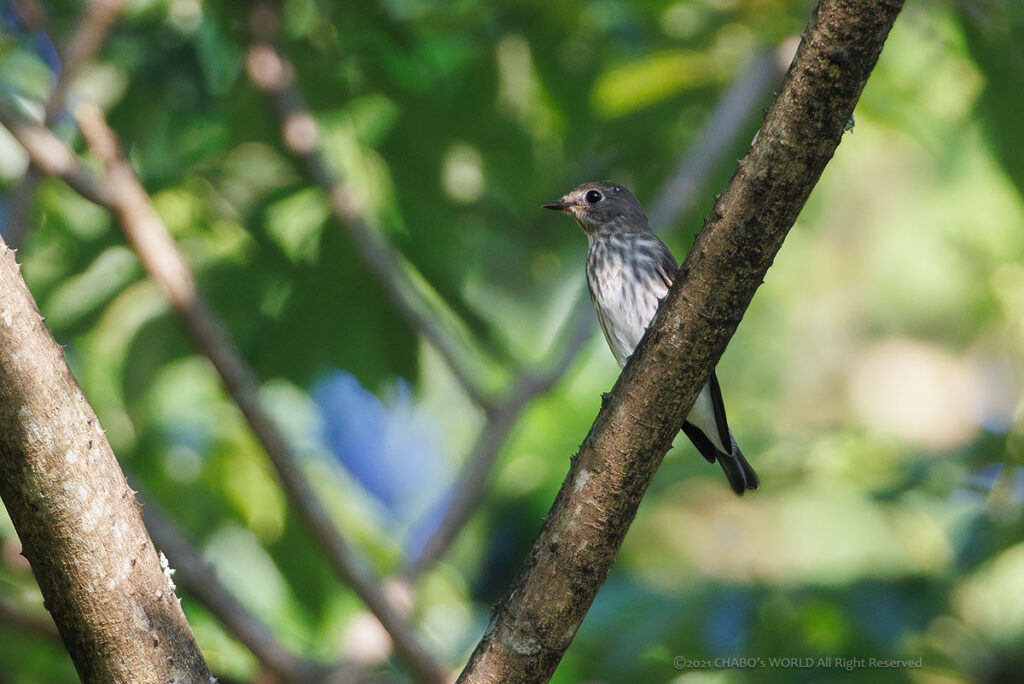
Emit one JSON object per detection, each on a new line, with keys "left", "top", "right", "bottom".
{"left": 543, "top": 181, "right": 759, "bottom": 495}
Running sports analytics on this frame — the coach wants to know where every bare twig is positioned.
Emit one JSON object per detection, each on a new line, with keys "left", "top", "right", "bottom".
{"left": 649, "top": 48, "right": 784, "bottom": 229}
{"left": 9, "top": 0, "right": 48, "bottom": 32}
{"left": 44, "top": 0, "right": 125, "bottom": 125}
{"left": 246, "top": 4, "right": 492, "bottom": 410}
{"left": 0, "top": 105, "right": 446, "bottom": 683}
{"left": 139, "top": 490, "right": 354, "bottom": 684}
{"left": 244, "top": 3, "right": 605, "bottom": 582}
{"left": 0, "top": 107, "right": 111, "bottom": 205}
{"left": 404, "top": 302, "right": 592, "bottom": 578}
{"left": 4, "top": 0, "right": 124, "bottom": 248}
{"left": 457, "top": 1, "right": 904, "bottom": 680}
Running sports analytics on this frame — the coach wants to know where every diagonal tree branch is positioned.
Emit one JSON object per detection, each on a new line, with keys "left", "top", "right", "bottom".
{"left": 0, "top": 110, "right": 111, "bottom": 204}
{"left": 0, "top": 104, "right": 446, "bottom": 683}
{"left": 40, "top": 0, "right": 125, "bottom": 126}
{"left": 0, "top": 235, "right": 213, "bottom": 682}
{"left": 246, "top": 3, "right": 494, "bottom": 410}
{"left": 406, "top": 44, "right": 785, "bottom": 577}
{"left": 9, "top": 0, "right": 49, "bottom": 32}
{"left": 404, "top": 303, "right": 593, "bottom": 579}
{"left": 456, "top": 1, "right": 904, "bottom": 681}
{"left": 4, "top": 0, "right": 124, "bottom": 249}
{"left": 73, "top": 105, "right": 447, "bottom": 684}
{"left": 241, "top": 2, "right": 602, "bottom": 583}
{"left": 243, "top": 14, "right": 592, "bottom": 582}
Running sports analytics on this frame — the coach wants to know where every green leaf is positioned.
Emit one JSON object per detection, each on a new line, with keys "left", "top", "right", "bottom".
{"left": 264, "top": 188, "right": 330, "bottom": 263}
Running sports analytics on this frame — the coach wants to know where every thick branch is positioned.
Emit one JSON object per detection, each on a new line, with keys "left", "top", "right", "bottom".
{"left": 0, "top": 238, "right": 212, "bottom": 682}
{"left": 456, "top": 1, "right": 904, "bottom": 681}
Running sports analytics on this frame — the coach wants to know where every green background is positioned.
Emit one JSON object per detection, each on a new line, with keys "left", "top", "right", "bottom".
{"left": 1, "top": 0, "right": 1022, "bottom": 682}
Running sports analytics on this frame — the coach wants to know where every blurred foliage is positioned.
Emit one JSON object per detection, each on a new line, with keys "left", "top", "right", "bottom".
{"left": 1, "top": 0, "right": 1023, "bottom": 682}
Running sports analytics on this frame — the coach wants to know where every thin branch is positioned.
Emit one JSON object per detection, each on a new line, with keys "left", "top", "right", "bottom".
{"left": 649, "top": 48, "right": 784, "bottom": 229}
{"left": 4, "top": 0, "right": 124, "bottom": 249}
{"left": 43, "top": 0, "right": 125, "bottom": 125}
{"left": 245, "top": 3, "right": 602, "bottom": 582}
{"left": 9, "top": 0, "right": 48, "bottom": 32}
{"left": 404, "top": 302, "right": 592, "bottom": 578}
{"left": 138, "top": 489, "right": 353, "bottom": 684}
{"left": 0, "top": 105, "right": 112, "bottom": 206}
{"left": 0, "top": 105, "right": 446, "bottom": 683}
{"left": 72, "top": 105, "right": 446, "bottom": 684}
{"left": 456, "top": 1, "right": 904, "bottom": 680}
{"left": 246, "top": 3, "right": 493, "bottom": 410}
{"left": 406, "top": 47, "right": 783, "bottom": 577}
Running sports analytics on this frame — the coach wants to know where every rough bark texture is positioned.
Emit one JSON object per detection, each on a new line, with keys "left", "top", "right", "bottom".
{"left": 0, "top": 238, "right": 212, "bottom": 682}
{"left": 456, "top": 1, "right": 904, "bottom": 682}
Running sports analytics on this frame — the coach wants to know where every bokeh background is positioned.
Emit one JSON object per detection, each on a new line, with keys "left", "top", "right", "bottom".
{"left": 1, "top": 0, "right": 1023, "bottom": 682}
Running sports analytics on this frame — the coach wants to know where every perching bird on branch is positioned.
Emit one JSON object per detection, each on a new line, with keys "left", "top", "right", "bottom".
{"left": 543, "top": 181, "right": 759, "bottom": 495}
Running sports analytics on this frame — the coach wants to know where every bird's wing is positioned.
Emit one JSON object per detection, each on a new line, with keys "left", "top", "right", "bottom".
{"left": 589, "top": 288, "right": 624, "bottom": 367}
{"left": 706, "top": 369, "right": 733, "bottom": 455}
{"left": 650, "top": 234, "right": 679, "bottom": 290}
{"left": 648, "top": 233, "right": 733, "bottom": 452}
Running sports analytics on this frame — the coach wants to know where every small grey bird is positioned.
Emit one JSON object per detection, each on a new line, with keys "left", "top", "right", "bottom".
{"left": 543, "top": 181, "right": 758, "bottom": 495}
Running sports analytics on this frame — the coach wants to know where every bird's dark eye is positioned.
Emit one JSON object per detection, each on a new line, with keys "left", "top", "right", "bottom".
{"left": 585, "top": 190, "right": 603, "bottom": 204}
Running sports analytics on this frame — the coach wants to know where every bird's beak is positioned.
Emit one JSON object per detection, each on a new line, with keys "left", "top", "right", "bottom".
{"left": 542, "top": 197, "right": 572, "bottom": 213}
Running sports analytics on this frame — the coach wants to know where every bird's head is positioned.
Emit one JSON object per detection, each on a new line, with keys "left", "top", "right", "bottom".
{"left": 542, "top": 181, "right": 649, "bottom": 236}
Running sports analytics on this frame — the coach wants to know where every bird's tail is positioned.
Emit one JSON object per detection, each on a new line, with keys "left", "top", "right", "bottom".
{"left": 715, "top": 438, "right": 759, "bottom": 496}
{"left": 681, "top": 423, "right": 759, "bottom": 496}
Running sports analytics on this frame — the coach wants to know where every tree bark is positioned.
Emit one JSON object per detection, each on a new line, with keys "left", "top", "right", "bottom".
{"left": 0, "top": 237, "right": 212, "bottom": 683}
{"left": 456, "top": 1, "right": 904, "bottom": 682}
